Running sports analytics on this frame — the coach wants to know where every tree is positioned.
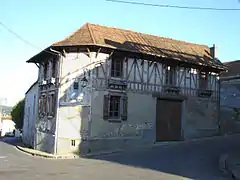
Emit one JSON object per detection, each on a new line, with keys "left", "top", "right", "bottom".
{"left": 11, "top": 99, "right": 25, "bottom": 129}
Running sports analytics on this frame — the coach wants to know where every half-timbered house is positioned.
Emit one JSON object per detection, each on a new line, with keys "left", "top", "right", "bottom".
{"left": 27, "top": 23, "right": 226, "bottom": 155}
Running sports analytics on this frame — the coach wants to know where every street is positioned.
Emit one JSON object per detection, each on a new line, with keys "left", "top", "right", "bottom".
{"left": 1, "top": 135, "right": 239, "bottom": 180}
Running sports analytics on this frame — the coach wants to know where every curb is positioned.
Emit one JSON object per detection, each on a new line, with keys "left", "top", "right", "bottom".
{"left": 219, "top": 153, "right": 240, "bottom": 180}
{"left": 16, "top": 145, "right": 122, "bottom": 159}
{"left": 16, "top": 134, "right": 234, "bottom": 160}
{"left": 16, "top": 146, "right": 80, "bottom": 159}
{"left": 219, "top": 153, "right": 229, "bottom": 175}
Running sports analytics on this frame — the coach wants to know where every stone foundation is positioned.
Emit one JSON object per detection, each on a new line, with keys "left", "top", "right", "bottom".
{"left": 183, "top": 97, "right": 219, "bottom": 139}
{"left": 79, "top": 138, "right": 154, "bottom": 155}
{"left": 35, "top": 131, "right": 55, "bottom": 154}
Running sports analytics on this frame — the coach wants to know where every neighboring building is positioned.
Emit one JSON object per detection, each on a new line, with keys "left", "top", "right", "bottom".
{"left": 26, "top": 23, "right": 226, "bottom": 155}
{"left": 23, "top": 81, "right": 38, "bottom": 147}
{"left": 0, "top": 97, "right": 8, "bottom": 106}
{"left": 0, "top": 116, "right": 15, "bottom": 136}
{"left": 220, "top": 60, "right": 240, "bottom": 134}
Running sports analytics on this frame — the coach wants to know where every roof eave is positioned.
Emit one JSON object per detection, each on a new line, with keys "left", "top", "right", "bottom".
{"left": 26, "top": 47, "right": 53, "bottom": 63}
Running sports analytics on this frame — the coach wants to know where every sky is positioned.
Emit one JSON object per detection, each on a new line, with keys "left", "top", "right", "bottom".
{"left": 0, "top": 0, "right": 240, "bottom": 106}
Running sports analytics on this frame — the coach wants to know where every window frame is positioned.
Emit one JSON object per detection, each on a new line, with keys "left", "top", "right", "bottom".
{"left": 109, "top": 95, "right": 121, "bottom": 119}
{"left": 48, "top": 92, "right": 56, "bottom": 118}
{"left": 199, "top": 71, "right": 208, "bottom": 90}
{"left": 43, "top": 62, "right": 48, "bottom": 80}
{"left": 52, "top": 60, "right": 57, "bottom": 78}
{"left": 165, "top": 66, "right": 177, "bottom": 85}
{"left": 39, "top": 94, "right": 47, "bottom": 117}
{"left": 111, "top": 57, "right": 123, "bottom": 78}
{"left": 103, "top": 92, "right": 128, "bottom": 122}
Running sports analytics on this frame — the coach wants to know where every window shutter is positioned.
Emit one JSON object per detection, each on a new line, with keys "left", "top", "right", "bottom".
{"left": 121, "top": 96, "right": 128, "bottom": 121}
{"left": 103, "top": 95, "right": 110, "bottom": 120}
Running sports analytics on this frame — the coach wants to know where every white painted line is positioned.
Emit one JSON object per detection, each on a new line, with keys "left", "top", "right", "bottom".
{"left": 0, "top": 156, "right": 6, "bottom": 159}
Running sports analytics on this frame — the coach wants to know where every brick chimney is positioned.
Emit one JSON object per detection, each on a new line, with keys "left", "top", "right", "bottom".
{"left": 210, "top": 44, "right": 217, "bottom": 59}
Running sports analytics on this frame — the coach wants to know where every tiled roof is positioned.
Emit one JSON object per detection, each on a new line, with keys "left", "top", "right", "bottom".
{"left": 53, "top": 23, "right": 224, "bottom": 69}
{"left": 221, "top": 60, "right": 240, "bottom": 77}
{"left": 26, "top": 23, "right": 224, "bottom": 69}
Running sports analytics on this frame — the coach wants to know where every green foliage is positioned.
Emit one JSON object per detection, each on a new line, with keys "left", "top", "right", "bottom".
{"left": 11, "top": 99, "right": 25, "bottom": 129}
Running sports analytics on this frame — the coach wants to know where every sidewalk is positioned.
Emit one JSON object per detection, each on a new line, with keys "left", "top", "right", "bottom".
{"left": 220, "top": 152, "right": 240, "bottom": 180}
{"left": 16, "top": 135, "right": 231, "bottom": 160}
{"left": 16, "top": 145, "right": 81, "bottom": 159}
{"left": 15, "top": 144, "right": 124, "bottom": 159}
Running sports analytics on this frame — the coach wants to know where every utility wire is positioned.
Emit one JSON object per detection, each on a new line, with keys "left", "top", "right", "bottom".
{"left": 0, "top": 21, "right": 58, "bottom": 56}
{"left": 106, "top": 0, "right": 240, "bottom": 11}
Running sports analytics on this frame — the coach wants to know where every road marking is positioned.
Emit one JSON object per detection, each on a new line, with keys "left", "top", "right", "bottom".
{"left": 0, "top": 156, "right": 6, "bottom": 159}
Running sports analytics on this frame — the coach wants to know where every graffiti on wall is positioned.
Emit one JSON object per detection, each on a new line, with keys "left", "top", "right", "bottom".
{"left": 101, "top": 122, "right": 153, "bottom": 138}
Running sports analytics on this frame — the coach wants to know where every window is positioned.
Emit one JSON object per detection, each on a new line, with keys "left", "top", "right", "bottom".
{"left": 103, "top": 94, "right": 128, "bottom": 121}
{"left": 71, "top": 140, "right": 76, "bottom": 147}
{"left": 165, "top": 66, "right": 176, "bottom": 85}
{"left": 51, "top": 94, "right": 56, "bottom": 116}
{"left": 43, "top": 62, "right": 48, "bottom": 80}
{"left": 52, "top": 60, "right": 56, "bottom": 78}
{"left": 48, "top": 93, "right": 56, "bottom": 117}
{"left": 109, "top": 96, "right": 121, "bottom": 118}
{"left": 199, "top": 72, "right": 208, "bottom": 90}
{"left": 38, "top": 94, "right": 47, "bottom": 116}
{"left": 43, "top": 95, "right": 47, "bottom": 115}
{"left": 111, "top": 57, "right": 123, "bottom": 77}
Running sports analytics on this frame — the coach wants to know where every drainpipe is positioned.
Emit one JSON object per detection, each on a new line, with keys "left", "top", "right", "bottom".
{"left": 50, "top": 48, "right": 62, "bottom": 155}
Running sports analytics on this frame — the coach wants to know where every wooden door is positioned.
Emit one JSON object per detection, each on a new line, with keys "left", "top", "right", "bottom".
{"left": 156, "top": 99, "right": 182, "bottom": 141}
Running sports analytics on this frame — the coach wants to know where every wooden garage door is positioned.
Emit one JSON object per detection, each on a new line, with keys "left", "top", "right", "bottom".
{"left": 156, "top": 99, "right": 182, "bottom": 141}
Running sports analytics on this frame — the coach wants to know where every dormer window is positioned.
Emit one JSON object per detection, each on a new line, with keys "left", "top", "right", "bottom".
{"left": 165, "top": 66, "right": 177, "bottom": 85}
{"left": 199, "top": 72, "right": 208, "bottom": 90}
{"left": 111, "top": 57, "right": 123, "bottom": 78}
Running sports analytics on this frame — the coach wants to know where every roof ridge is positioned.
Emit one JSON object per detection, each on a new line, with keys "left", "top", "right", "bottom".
{"left": 224, "top": 60, "right": 240, "bottom": 64}
{"left": 87, "top": 23, "right": 96, "bottom": 44}
{"left": 88, "top": 23, "right": 209, "bottom": 48}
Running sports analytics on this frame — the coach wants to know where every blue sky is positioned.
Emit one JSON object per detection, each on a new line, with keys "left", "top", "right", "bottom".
{"left": 0, "top": 0, "right": 240, "bottom": 106}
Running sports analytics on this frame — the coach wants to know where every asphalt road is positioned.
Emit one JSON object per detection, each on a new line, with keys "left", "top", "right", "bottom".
{"left": 0, "top": 135, "right": 239, "bottom": 180}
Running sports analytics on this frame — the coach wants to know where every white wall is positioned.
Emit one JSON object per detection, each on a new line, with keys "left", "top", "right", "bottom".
{"left": 90, "top": 90, "right": 155, "bottom": 140}
{"left": 23, "top": 82, "right": 38, "bottom": 147}
{"left": 56, "top": 51, "right": 100, "bottom": 154}
{"left": 1, "top": 119, "right": 15, "bottom": 136}
{"left": 54, "top": 50, "right": 220, "bottom": 153}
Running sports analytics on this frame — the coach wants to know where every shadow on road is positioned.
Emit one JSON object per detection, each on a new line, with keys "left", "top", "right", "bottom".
{"left": 86, "top": 135, "right": 240, "bottom": 179}
{"left": 0, "top": 137, "right": 23, "bottom": 146}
